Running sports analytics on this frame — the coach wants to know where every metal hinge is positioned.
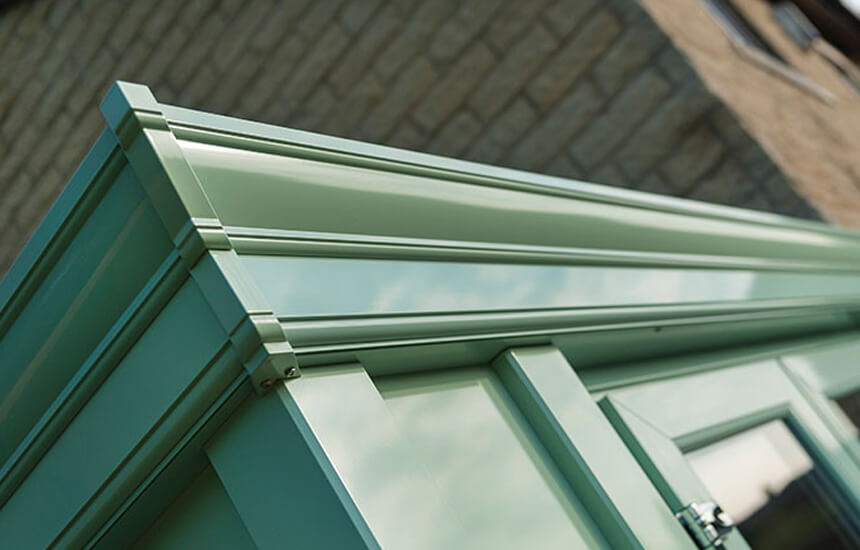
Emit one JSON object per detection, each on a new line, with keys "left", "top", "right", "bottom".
{"left": 676, "top": 501, "right": 735, "bottom": 549}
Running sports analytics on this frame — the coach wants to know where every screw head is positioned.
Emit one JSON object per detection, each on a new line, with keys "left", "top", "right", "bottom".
{"left": 259, "top": 367, "right": 300, "bottom": 389}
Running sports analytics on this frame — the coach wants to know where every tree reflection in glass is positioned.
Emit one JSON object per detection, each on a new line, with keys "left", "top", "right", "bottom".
{"left": 685, "top": 420, "right": 858, "bottom": 549}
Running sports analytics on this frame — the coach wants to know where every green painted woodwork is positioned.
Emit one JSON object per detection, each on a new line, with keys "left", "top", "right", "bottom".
{"left": 91, "top": 375, "right": 251, "bottom": 550}
{"left": 176, "top": 136, "right": 860, "bottom": 268}
{"left": 1, "top": 81, "right": 860, "bottom": 548}
{"left": 494, "top": 347, "right": 692, "bottom": 549}
{"left": 780, "top": 339, "right": 860, "bottom": 465}
{"left": 0, "top": 159, "right": 173, "bottom": 480}
{"left": 205, "top": 382, "right": 376, "bottom": 549}
{"left": 0, "top": 279, "right": 228, "bottom": 549}
{"left": 781, "top": 338, "right": 860, "bottom": 399}
{"left": 579, "top": 330, "right": 860, "bottom": 393}
{"left": 599, "top": 359, "right": 860, "bottom": 549}
{"left": 133, "top": 467, "right": 254, "bottom": 550}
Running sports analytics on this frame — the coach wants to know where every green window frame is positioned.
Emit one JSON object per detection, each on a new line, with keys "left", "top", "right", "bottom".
{"left": 206, "top": 348, "right": 695, "bottom": 549}
{"left": 781, "top": 338, "right": 860, "bottom": 464}
{"left": 5, "top": 81, "right": 860, "bottom": 549}
{"left": 599, "top": 355, "right": 860, "bottom": 549}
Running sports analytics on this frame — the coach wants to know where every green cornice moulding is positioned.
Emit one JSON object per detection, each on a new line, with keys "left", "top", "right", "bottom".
{"left": 0, "top": 81, "right": 859, "bottom": 548}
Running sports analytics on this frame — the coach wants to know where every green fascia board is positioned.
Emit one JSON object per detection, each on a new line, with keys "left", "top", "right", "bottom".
{"left": 158, "top": 102, "right": 860, "bottom": 247}
{"left": 0, "top": 82, "right": 296, "bottom": 548}
{"left": 172, "top": 115, "right": 860, "bottom": 268}
{"left": 0, "top": 81, "right": 859, "bottom": 547}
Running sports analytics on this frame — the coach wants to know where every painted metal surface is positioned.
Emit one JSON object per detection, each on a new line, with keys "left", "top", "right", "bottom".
{"left": 781, "top": 339, "right": 860, "bottom": 466}
{"left": 1, "top": 81, "right": 860, "bottom": 548}
{"left": 781, "top": 339, "right": 860, "bottom": 398}
{"left": 494, "top": 348, "right": 691, "bottom": 548}
{"left": 600, "top": 359, "right": 860, "bottom": 549}
{"left": 131, "top": 467, "right": 254, "bottom": 550}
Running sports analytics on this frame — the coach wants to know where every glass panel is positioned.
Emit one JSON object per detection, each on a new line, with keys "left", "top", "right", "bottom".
{"left": 834, "top": 389, "right": 860, "bottom": 432}
{"left": 376, "top": 367, "right": 607, "bottom": 550}
{"left": 685, "top": 420, "right": 857, "bottom": 549}
{"left": 241, "top": 254, "right": 860, "bottom": 319}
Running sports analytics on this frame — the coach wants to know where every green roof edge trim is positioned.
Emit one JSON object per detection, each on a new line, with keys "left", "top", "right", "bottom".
{"left": 1, "top": 81, "right": 860, "bottom": 549}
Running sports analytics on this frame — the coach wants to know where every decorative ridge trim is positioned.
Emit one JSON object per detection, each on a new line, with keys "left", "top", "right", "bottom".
{"left": 282, "top": 297, "right": 860, "bottom": 354}
{"left": 0, "top": 132, "right": 122, "bottom": 337}
{"left": 100, "top": 81, "right": 230, "bottom": 268}
{"left": 101, "top": 81, "right": 299, "bottom": 392}
{"left": 191, "top": 250, "right": 300, "bottom": 393}
{"left": 100, "top": 82, "right": 298, "bottom": 385}
{"left": 174, "top": 217, "right": 232, "bottom": 261}
{"left": 84, "top": 372, "right": 251, "bottom": 550}
{"left": 0, "top": 249, "right": 189, "bottom": 508}
{"left": 0, "top": 250, "right": 299, "bottom": 529}
{"left": 0, "top": 82, "right": 302, "bottom": 508}
{"left": 225, "top": 226, "right": 860, "bottom": 273}
{"left": 112, "top": 107, "right": 169, "bottom": 149}
{"left": 160, "top": 106, "right": 860, "bottom": 242}
{"left": 55, "top": 343, "right": 248, "bottom": 548}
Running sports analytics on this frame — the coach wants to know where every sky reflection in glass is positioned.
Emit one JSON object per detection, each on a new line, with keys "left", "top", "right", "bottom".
{"left": 686, "top": 421, "right": 856, "bottom": 550}
{"left": 240, "top": 255, "right": 860, "bottom": 318}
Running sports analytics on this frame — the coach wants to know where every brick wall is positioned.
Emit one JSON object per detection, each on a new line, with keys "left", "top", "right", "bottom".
{"left": 0, "top": 0, "right": 819, "bottom": 276}
{"left": 640, "top": 0, "right": 860, "bottom": 228}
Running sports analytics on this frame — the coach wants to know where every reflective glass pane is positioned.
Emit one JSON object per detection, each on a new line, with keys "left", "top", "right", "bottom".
{"left": 376, "top": 367, "right": 608, "bottom": 550}
{"left": 685, "top": 420, "right": 857, "bottom": 549}
{"left": 835, "top": 390, "right": 860, "bottom": 432}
